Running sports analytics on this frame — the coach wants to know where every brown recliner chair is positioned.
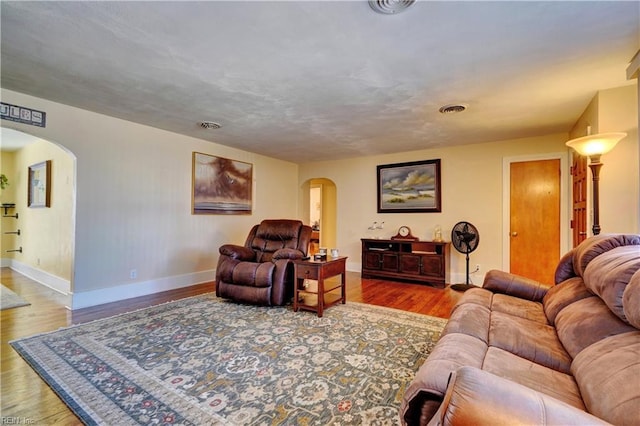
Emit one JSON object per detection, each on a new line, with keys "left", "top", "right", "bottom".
{"left": 216, "top": 219, "right": 312, "bottom": 306}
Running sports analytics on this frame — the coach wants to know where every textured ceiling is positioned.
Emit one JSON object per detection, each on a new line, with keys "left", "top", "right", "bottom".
{"left": 1, "top": 1, "right": 638, "bottom": 163}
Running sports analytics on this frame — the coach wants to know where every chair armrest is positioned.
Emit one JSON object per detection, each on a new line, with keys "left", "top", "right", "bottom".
{"left": 272, "top": 248, "right": 305, "bottom": 261}
{"left": 428, "top": 367, "right": 610, "bottom": 426}
{"left": 482, "top": 269, "right": 551, "bottom": 302}
{"left": 219, "top": 244, "right": 255, "bottom": 261}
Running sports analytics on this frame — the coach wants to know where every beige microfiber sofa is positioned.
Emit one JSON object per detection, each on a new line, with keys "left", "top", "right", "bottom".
{"left": 401, "top": 234, "right": 640, "bottom": 425}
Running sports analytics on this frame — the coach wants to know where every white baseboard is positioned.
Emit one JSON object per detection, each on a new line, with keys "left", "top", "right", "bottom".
{"left": 70, "top": 269, "right": 216, "bottom": 310}
{"left": 4, "top": 259, "right": 71, "bottom": 295}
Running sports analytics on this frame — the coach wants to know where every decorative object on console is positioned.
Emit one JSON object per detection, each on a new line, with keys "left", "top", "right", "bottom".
{"left": 566, "top": 131, "right": 626, "bottom": 236}
{"left": 28, "top": 160, "right": 51, "bottom": 208}
{"left": 192, "top": 152, "right": 252, "bottom": 215}
{"left": 391, "top": 225, "right": 419, "bottom": 241}
{"left": 433, "top": 225, "right": 443, "bottom": 242}
{"left": 377, "top": 159, "right": 441, "bottom": 213}
{"left": 449, "top": 221, "right": 480, "bottom": 292}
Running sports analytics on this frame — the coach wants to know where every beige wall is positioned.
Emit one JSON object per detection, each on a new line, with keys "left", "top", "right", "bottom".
{"left": 0, "top": 140, "right": 75, "bottom": 286}
{"left": 1, "top": 89, "right": 300, "bottom": 308}
{"left": 1, "top": 151, "right": 18, "bottom": 257}
{"left": 570, "top": 84, "right": 639, "bottom": 235}
{"left": 299, "top": 134, "right": 571, "bottom": 281}
{"left": 2, "top": 80, "right": 637, "bottom": 306}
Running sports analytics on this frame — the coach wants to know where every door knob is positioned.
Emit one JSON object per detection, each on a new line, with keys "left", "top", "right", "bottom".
{"left": 511, "top": 231, "right": 518, "bottom": 237}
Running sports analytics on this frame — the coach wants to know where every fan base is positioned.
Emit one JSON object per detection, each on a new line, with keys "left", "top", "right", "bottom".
{"left": 450, "top": 283, "right": 477, "bottom": 292}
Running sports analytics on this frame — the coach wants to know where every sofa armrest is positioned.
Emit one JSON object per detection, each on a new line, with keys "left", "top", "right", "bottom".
{"left": 219, "top": 244, "right": 255, "bottom": 261}
{"left": 427, "top": 367, "right": 610, "bottom": 426}
{"left": 482, "top": 269, "right": 551, "bottom": 302}
{"left": 272, "top": 248, "right": 305, "bottom": 261}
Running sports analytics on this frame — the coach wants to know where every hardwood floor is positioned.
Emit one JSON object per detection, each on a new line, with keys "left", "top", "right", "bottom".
{"left": 1, "top": 267, "right": 462, "bottom": 425}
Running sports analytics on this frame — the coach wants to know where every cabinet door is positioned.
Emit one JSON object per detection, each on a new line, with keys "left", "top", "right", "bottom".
{"left": 381, "top": 253, "right": 399, "bottom": 272}
{"left": 421, "top": 255, "right": 444, "bottom": 278}
{"left": 399, "top": 254, "right": 422, "bottom": 275}
{"left": 363, "top": 251, "right": 382, "bottom": 270}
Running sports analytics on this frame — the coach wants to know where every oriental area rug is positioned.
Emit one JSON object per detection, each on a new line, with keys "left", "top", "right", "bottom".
{"left": 11, "top": 294, "right": 447, "bottom": 425}
{"left": 1, "top": 284, "right": 30, "bottom": 310}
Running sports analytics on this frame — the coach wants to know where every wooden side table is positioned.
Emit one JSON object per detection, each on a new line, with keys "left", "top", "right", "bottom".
{"left": 293, "top": 256, "right": 347, "bottom": 317}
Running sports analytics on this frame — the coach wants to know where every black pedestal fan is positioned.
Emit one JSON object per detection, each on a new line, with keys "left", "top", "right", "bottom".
{"left": 450, "top": 221, "right": 480, "bottom": 292}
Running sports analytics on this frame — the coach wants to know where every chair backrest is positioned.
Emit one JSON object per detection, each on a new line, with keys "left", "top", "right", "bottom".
{"left": 245, "top": 219, "right": 311, "bottom": 262}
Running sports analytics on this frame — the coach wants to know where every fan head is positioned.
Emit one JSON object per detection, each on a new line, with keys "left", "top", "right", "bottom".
{"left": 451, "top": 221, "right": 479, "bottom": 254}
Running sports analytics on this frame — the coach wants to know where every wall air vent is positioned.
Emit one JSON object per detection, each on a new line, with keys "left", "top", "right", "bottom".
{"left": 439, "top": 104, "right": 467, "bottom": 114}
{"left": 369, "top": 0, "right": 415, "bottom": 15}
{"left": 200, "top": 121, "right": 222, "bottom": 129}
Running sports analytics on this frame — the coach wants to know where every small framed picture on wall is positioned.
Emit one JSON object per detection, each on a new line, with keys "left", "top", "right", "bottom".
{"left": 28, "top": 160, "right": 52, "bottom": 208}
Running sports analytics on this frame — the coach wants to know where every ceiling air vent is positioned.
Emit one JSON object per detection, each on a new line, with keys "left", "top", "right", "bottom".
{"left": 439, "top": 104, "right": 467, "bottom": 114}
{"left": 369, "top": 0, "right": 415, "bottom": 15}
{"left": 200, "top": 121, "right": 221, "bottom": 129}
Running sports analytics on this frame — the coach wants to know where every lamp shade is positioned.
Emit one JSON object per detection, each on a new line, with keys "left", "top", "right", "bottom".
{"left": 566, "top": 132, "right": 627, "bottom": 157}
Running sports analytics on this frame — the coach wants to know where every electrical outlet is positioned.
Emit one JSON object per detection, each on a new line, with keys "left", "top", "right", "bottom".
{"left": 476, "top": 264, "right": 481, "bottom": 272}
{"left": 130, "top": 269, "right": 137, "bottom": 279}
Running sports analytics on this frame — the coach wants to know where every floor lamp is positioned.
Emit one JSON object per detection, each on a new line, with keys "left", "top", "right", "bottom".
{"left": 566, "top": 132, "right": 627, "bottom": 236}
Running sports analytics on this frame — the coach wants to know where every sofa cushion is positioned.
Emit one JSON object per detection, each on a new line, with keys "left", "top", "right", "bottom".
{"left": 489, "top": 312, "right": 572, "bottom": 373}
{"left": 231, "top": 261, "right": 274, "bottom": 287}
{"left": 442, "top": 303, "right": 490, "bottom": 344}
{"left": 583, "top": 245, "right": 640, "bottom": 325}
{"left": 624, "top": 269, "right": 640, "bottom": 328}
{"left": 543, "top": 277, "right": 594, "bottom": 325}
{"left": 452, "top": 288, "right": 547, "bottom": 324}
{"left": 491, "top": 293, "right": 548, "bottom": 324}
{"left": 572, "top": 233, "right": 640, "bottom": 277}
{"left": 404, "top": 333, "right": 488, "bottom": 399}
{"left": 555, "top": 296, "right": 636, "bottom": 358}
{"left": 251, "top": 220, "right": 302, "bottom": 262}
{"left": 483, "top": 347, "right": 586, "bottom": 411}
{"left": 450, "top": 287, "right": 492, "bottom": 311}
{"left": 571, "top": 331, "right": 640, "bottom": 426}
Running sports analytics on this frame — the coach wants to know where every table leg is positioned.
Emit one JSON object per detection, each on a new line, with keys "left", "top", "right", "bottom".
{"left": 341, "top": 272, "right": 346, "bottom": 304}
{"left": 293, "top": 277, "right": 301, "bottom": 312}
{"left": 317, "top": 276, "right": 324, "bottom": 318}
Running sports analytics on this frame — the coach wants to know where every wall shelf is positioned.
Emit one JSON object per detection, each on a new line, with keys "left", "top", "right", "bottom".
{"left": 2, "top": 203, "right": 17, "bottom": 218}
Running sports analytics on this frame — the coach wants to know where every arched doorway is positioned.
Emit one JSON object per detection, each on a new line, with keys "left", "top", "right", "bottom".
{"left": 0, "top": 127, "right": 76, "bottom": 295}
{"left": 301, "top": 178, "right": 337, "bottom": 255}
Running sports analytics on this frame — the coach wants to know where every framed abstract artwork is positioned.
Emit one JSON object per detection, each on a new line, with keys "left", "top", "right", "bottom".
{"left": 377, "top": 159, "right": 441, "bottom": 213}
{"left": 192, "top": 152, "right": 253, "bottom": 215}
{"left": 28, "top": 160, "right": 51, "bottom": 208}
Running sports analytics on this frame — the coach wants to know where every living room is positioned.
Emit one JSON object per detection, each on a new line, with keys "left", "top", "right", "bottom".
{"left": 1, "top": 85, "right": 638, "bottom": 309}
{"left": 0, "top": 1, "right": 639, "bottom": 424}
{"left": 1, "top": 2, "right": 639, "bottom": 311}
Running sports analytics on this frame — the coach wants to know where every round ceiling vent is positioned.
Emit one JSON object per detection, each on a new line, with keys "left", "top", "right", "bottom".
{"left": 200, "top": 121, "right": 221, "bottom": 129}
{"left": 369, "top": 0, "right": 416, "bottom": 14}
{"left": 439, "top": 104, "right": 467, "bottom": 114}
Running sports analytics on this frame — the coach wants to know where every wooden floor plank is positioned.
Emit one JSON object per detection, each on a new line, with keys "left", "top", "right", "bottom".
{"left": 1, "top": 267, "right": 463, "bottom": 424}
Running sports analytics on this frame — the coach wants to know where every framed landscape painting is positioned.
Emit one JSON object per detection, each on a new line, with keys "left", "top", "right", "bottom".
{"left": 192, "top": 152, "right": 252, "bottom": 215}
{"left": 377, "top": 159, "right": 441, "bottom": 213}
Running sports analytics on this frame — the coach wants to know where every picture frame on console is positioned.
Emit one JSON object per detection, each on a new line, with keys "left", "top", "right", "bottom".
{"left": 377, "top": 159, "right": 441, "bottom": 213}
{"left": 192, "top": 152, "right": 253, "bottom": 215}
